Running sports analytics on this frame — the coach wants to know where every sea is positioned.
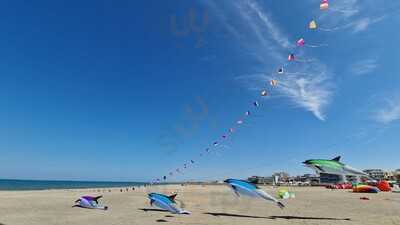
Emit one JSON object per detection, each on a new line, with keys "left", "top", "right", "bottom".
{"left": 0, "top": 179, "right": 146, "bottom": 191}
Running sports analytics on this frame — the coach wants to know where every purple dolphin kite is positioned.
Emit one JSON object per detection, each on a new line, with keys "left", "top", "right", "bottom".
{"left": 74, "top": 195, "right": 108, "bottom": 210}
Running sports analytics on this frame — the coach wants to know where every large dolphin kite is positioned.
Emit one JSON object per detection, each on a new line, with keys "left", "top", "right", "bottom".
{"left": 148, "top": 193, "right": 190, "bottom": 214}
{"left": 303, "top": 156, "right": 368, "bottom": 176}
{"left": 74, "top": 195, "right": 108, "bottom": 210}
{"left": 224, "top": 179, "right": 285, "bottom": 209}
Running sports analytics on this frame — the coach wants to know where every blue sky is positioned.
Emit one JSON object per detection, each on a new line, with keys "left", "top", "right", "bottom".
{"left": 1, "top": 0, "right": 399, "bottom": 181}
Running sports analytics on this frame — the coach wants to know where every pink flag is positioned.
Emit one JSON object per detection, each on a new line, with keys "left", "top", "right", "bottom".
{"left": 297, "top": 38, "right": 305, "bottom": 47}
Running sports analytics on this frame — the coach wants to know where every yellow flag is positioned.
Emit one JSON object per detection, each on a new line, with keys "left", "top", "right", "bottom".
{"left": 309, "top": 20, "right": 317, "bottom": 29}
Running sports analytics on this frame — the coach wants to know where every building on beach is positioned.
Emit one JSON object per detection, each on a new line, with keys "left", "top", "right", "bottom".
{"left": 319, "top": 173, "right": 343, "bottom": 184}
{"left": 247, "top": 176, "right": 274, "bottom": 184}
{"left": 247, "top": 168, "right": 399, "bottom": 186}
{"left": 395, "top": 169, "right": 400, "bottom": 182}
{"left": 363, "top": 169, "right": 385, "bottom": 180}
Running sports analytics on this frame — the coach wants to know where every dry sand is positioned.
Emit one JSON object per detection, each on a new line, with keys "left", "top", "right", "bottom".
{"left": 0, "top": 185, "right": 399, "bottom": 225}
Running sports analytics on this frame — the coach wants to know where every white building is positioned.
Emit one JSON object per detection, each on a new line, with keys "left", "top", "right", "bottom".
{"left": 363, "top": 169, "right": 385, "bottom": 180}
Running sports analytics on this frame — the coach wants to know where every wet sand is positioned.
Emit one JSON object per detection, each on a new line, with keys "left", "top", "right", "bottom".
{"left": 0, "top": 185, "right": 399, "bottom": 225}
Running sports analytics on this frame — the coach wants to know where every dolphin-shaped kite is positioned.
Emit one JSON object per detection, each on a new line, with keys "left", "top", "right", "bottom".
{"left": 74, "top": 195, "right": 108, "bottom": 210}
{"left": 148, "top": 193, "right": 190, "bottom": 214}
{"left": 303, "top": 156, "right": 368, "bottom": 176}
{"left": 224, "top": 179, "right": 285, "bottom": 209}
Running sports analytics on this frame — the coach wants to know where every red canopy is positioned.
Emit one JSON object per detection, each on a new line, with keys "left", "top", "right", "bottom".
{"left": 377, "top": 181, "right": 391, "bottom": 192}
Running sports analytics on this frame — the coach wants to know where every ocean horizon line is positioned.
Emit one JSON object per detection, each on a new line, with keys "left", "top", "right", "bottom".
{"left": 0, "top": 179, "right": 148, "bottom": 191}
{"left": 0, "top": 178, "right": 146, "bottom": 183}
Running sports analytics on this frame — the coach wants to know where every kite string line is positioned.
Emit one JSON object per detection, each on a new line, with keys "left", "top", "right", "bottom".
{"left": 152, "top": 75, "right": 291, "bottom": 185}
{"left": 155, "top": 0, "right": 387, "bottom": 195}
{"left": 148, "top": 42, "right": 311, "bottom": 188}
{"left": 295, "top": 59, "right": 315, "bottom": 63}
{"left": 147, "top": 104, "right": 256, "bottom": 188}
{"left": 148, "top": 1, "right": 335, "bottom": 191}
{"left": 305, "top": 44, "right": 328, "bottom": 48}
{"left": 150, "top": 3, "right": 400, "bottom": 188}
{"left": 319, "top": 27, "right": 339, "bottom": 32}
{"left": 150, "top": 59, "right": 302, "bottom": 188}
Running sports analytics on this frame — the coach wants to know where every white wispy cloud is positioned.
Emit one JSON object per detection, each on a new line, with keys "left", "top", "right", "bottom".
{"left": 350, "top": 58, "right": 378, "bottom": 75}
{"left": 231, "top": 0, "right": 287, "bottom": 62}
{"left": 331, "top": 0, "right": 360, "bottom": 18}
{"left": 203, "top": 1, "right": 241, "bottom": 40}
{"left": 351, "top": 16, "right": 385, "bottom": 33}
{"left": 317, "top": 0, "right": 360, "bottom": 24}
{"left": 237, "top": 68, "right": 333, "bottom": 121}
{"left": 374, "top": 97, "right": 400, "bottom": 124}
{"left": 231, "top": 0, "right": 333, "bottom": 120}
{"left": 317, "top": 0, "right": 386, "bottom": 33}
{"left": 246, "top": 1, "right": 291, "bottom": 49}
{"left": 279, "top": 72, "right": 332, "bottom": 121}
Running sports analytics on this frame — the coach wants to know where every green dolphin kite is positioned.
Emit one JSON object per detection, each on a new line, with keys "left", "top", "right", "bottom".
{"left": 303, "top": 156, "right": 368, "bottom": 176}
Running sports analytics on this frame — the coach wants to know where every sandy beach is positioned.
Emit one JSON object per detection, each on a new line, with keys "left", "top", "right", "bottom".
{"left": 0, "top": 185, "right": 399, "bottom": 225}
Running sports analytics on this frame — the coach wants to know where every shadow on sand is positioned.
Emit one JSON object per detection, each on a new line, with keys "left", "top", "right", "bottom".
{"left": 139, "top": 208, "right": 169, "bottom": 213}
{"left": 205, "top": 212, "right": 351, "bottom": 221}
{"left": 71, "top": 205, "right": 93, "bottom": 210}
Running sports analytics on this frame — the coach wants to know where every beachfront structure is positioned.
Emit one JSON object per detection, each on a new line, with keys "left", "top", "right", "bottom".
{"left": 363, "top": 169, "right": 385, "bottom": 180}
{"left": 272, "top": 172, "right": 290, "bottom": 182}
{"left": 247, "top": 176, "right": 274, "bottom": 184}
{"left": 384, "top": 171, "right": 395, "bottom": 180}
{"left": 319, "top": 174, "right": 362, "bottom": 184}
{"left": 319, "top": 173, "right": 344, "bottom": 184}
{"left": 249, "top": 174, "right": 320, "bottom": 185}
{"left": 394, "top": 169, "right": 400, "bottom": 182}
{"left": 290, "top": 174, "right": 320, "bottom": 185}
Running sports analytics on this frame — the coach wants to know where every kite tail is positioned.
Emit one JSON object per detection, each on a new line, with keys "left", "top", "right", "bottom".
{"left": 277, "top": 202, "right": 285, "bottom": 209}
{"left": 219, "top": 144, "right": 231, "bottom": 150}
{"left": 318, "top": 28, "right": 334, "bottom": 32}
{"left": 330, "top": 8, "right": 358, "bottom": 15}
{"left": 285, "top": 72, "right": 309, "bottom": 76}
{"left": 178, "top": 209, "right": 191, "bottom": 215}
{"left": 296, "top": 59, "right": 315, "bottom": 63}
{"left": 319, "top": 26, "right": 342, "bottom": 32}
{"left": 174, "top": 199, "right": 190, "bottom": 214}
{"left": 319, "top": 24, "right": 349, "bottom": 32}
{"left": 305, "top": 44, "right": 328, "bottom": 48}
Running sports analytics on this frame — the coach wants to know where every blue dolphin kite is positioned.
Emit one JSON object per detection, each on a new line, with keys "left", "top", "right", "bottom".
{"left": 224, "top": 179, "right": 285, "bottom": 209}
{"left": 148, "top": 193, "right": 190, "bottom": 214}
